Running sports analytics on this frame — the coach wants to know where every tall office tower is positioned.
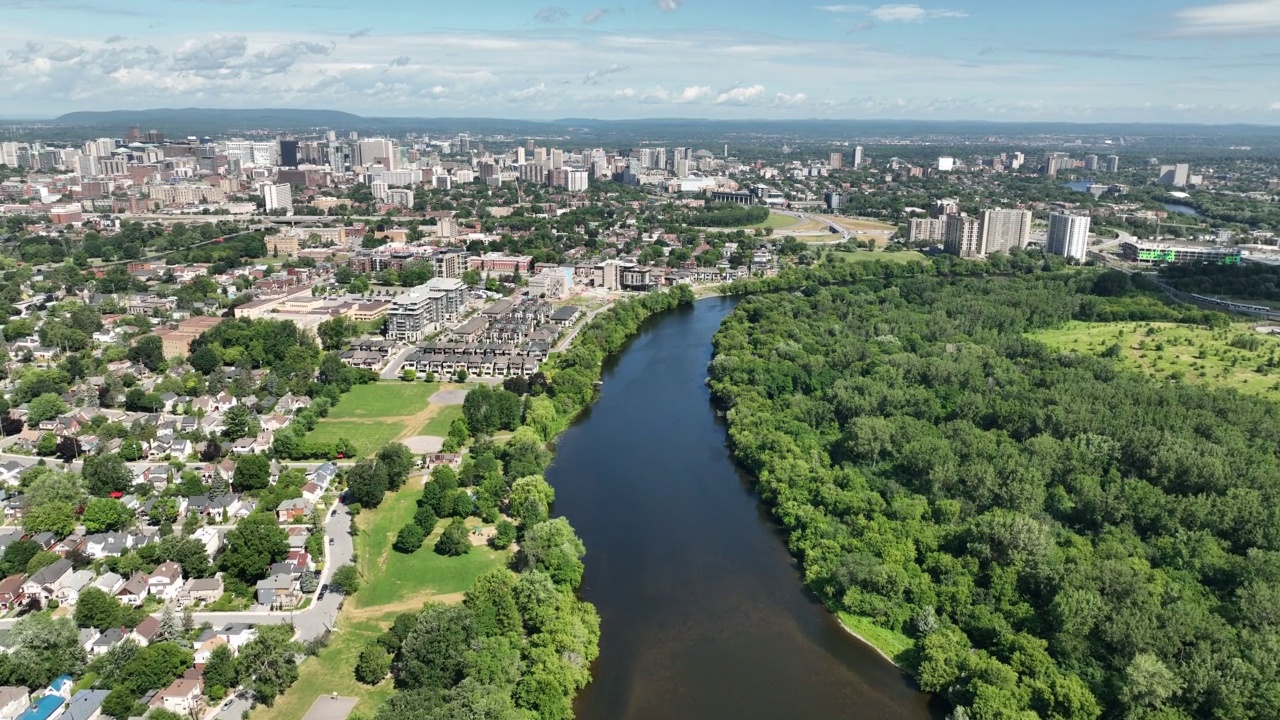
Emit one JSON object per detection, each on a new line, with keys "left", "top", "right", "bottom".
{"left": 461, "top": 134, "right": 471, "bottom": 152}
{"left": 526, "top": 139, "right": 536, "bottom": 153}
{"left": 673, "top": 147, "right": 690, "bottom": 164}
{"left": 980, "top": 209, "right": 1033, "bottom": 255}
{"left": 356, "top": 139, "right": 396, "bottom": 170}
{"left": 675, "top": 159, "right": 690, "bottom": 178}
{"left": 1159, "top": 163, "right": 1190, "bottom": 187}
{"left": 931, "top": 198, "right": 960, "bottom": 218}
{"left": 1047, "top": 213, "right": 1091, "bottom": 262}
{"left": 1084, "top": 154, "right": 1099, "bottom": 171}
{"left": 852, "top": 146, "right": 863, "bottom": 168}
{"left": 533, "top": 147, "right": 547, "bottom": 167}
{"left": 371, "top": 181, "right": 389, "bottom": 201}
{"left": 1010, "top": 151, "right": 1024, "bottom": 170}
{"left": 144, "top": 129, "right": 164, "bottom": 144}
{"left": 566, "top": 169, "right": 589, "bottom": 192}
{"left": 654, "top": 147, "right": 667, "bottom": 169}
{"left": 829, "top": 152, "right": 843, "bottom": 169}
{"left": 259, "top": 182, "right": 293, "bottom": 214}
{"left": 1105, "top": 155, "right": 1121, "bottom": 173}
{"left": 516, "top": 147, "right": 526, "bottom": 165}
{"left": 326, "top": 131, "right": 337, "bottom": 143}
{"left": 279, "top": 139, "right": 299, "bottom": 167}
{"left": 942, "top": 215, "right": 983, "bottom": 258}
{"left": 550, "top": 148, "right": 563, "bottom": 170}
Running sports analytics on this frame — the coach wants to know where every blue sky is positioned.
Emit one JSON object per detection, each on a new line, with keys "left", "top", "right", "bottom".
{"left": 1, "top": 0, "right": 1279, "bottom": 122}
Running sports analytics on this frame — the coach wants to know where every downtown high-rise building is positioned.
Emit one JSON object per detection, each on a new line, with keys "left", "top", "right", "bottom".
{"left": 829, "top": 152, "right": 843, "bottom": 169}
{"left": 1105, "top": 155, "right": 1121, "bottom": 173}
{"left": 259, "top": 182, "right": 293, "bottom": 214}
{"left": 980, "top": 209, "right": 1033, "bottom": 255}
{"left": 852, "top": 146, "right": 863, "bottom": 168}
{"left": 1047, "top": 213, "right": 1091, "bottom": 262}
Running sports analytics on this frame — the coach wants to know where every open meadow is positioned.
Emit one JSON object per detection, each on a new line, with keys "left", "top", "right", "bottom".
{"left": 1031, "top": 321, "right": 1280, "bottom": 402}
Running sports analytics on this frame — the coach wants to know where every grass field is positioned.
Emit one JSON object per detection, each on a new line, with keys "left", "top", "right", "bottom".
{"left": 747, "top": 212, "right": 800, "bottom": 230}
{"left": 303, "top": 421, "right": 402, "bottom": 459}
{"left": 252, "top": 476, "right": 510, "bottom": 720}
{"left": 326, "top": 382, "right": 440, "bottom": 419}
{"left": 826, "top": 249, "right": 928, "bottom": 264}
{"left": 351, "top": 476, "right": 510, "bottom": 611}
{"left": 1030, "top": 321, "right": 1280, "bottom": 402}
{"left": 825, "top": 216, "right": 898, "bottom": 232}
{"left": 250, "top": 617, "right": 395, "bottom": 720}
{"left": 304, "top": 382, "right": 470, "bottom": 457}
{"left": 418, "top": 405, "right": 464, "bottom": 437}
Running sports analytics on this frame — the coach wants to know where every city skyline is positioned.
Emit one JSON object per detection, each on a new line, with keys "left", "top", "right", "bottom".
{"left": 2, "top": 0, "right": 1280, "bottom": 122}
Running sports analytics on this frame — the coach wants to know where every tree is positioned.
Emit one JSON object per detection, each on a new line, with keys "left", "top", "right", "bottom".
{"left": 317, "top": 316, "right": 356, "bottom": 351}
{"left": 435, "top": 518, "right": 471, "bottom": 557}
{"left": 26, "top": 470, "right": 86, "bottom": 506}
{"left": 202, "top": 644, "right": 239, "bottom": 699}
{"left": 190, "top": 345, "right": 221, "bottom": 375}
{"left": 120, "top": 641, "right": 194, "bottom": 695}
{"left": 82, "top": 453, "right": 133, "bottom": 497}
{"left": 462, "top": 387, "right": 522, "bottom": 435}
{"left": 347, "top": 460, "right": 389, "bottom": 508}
{"left": 413, "top": 504, "right": 438, "bottom": 532}
{"left": 222, "top": 404, "right": 258, "bottom": 442}
{"left": 118, "top": 437, "right": 144, "bottom": 461}
{"left": 509, "top": 475, "right": 555, "bottom": 526}
{"left": 354, "top": 642, "right": 392, "bottom": 685}
{"left": 523, "top": 395, "right": 558, "bottom": 442}
{"left": 35, "top": 433, "right": 57, "bottom": 457}
{"left": 519, "top": 518, "right": 586, "bottom": 588}
{"left": 377, "top": 443, "right": 415, "bottom": 490}
{"left": 401, "top": 366, "right": 417, "bottom": 382}
{"left": 392, "top": 604, "right": 474, "bottom": 690}
{"left": 491, "top": 520, "right": 516, "bottom": 550}
{"left": 299, "top": 569, "right": 319, "bottom": 594}
{"left": 331, "top": 564, "right": 360, "bottom": 595}
{"left": 239, "top": 624, "right": 302, "bottom": 705}
{"left": 393, "top": 523, "right": 426, "bottom": 554}
{"left": 26, "top": 393, "right": 67, "bottom": 428}
{"left": 232, "top": 453, "right": 271, "bottom": 492}
{"left": 423, "top": 466, "right": 459, "bottom": 518}
{"left": 0, "top": 539, "right": 39, "bottom": 576}
{"left": 155, "top": 606, "right": 184, "bottom": 644}
{"left": 82, "top": 497, "right": 134, "bottom": 533}
{"left": 127, "top": 335, "right": 166, "bottom": 371}
{"left": 1121, "top": 653, "right": 1182, "bottom": 714}
{"left": 464, "top": 569, "right": 521, "bottom": 638}
{"left": 7, "top": 614, "right": 86, "bottom": 688}
{"left": 23, "top": 502, "right": 77, "bottom": 537}
{"left": 218, "top": 513, "right": 289, "bottom": 584}
{"left": 101, "top": 688, "right": 142, "bottom": 720}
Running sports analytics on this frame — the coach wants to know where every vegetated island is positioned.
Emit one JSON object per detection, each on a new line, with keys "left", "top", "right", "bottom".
{"left": 709, "top": 258, "right": 1280, "bottom": 720}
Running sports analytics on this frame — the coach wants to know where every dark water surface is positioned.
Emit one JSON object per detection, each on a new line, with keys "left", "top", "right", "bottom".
{"left": 546, "top": 296, "right": 936, "bottom": 720}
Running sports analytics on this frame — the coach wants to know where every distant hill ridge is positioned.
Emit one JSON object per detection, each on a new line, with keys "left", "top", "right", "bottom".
{"left": 53, "top": 108, "right": 366, "bottom": 127}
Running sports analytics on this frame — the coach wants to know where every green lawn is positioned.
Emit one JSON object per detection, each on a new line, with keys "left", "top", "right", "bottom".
{"left": 747, "top": 212, "right": 800, "bottom": 230}
{"left": 352, "top": 478, "right": 510, "bottom": 610}
{"left": 327, "top": 382, "right": 440, "bottom": 419}
{"left": 303, "top": 421, "right": 403, "bottom": 459}
{"left": 826, "top": 249, "right": 928, "bottom": 264}
{"left": 249, "top": 616, "right": 395, "bottom": 720}
{"left": 1030, "top": 321, "right": 1280, "bottom": 403}
{"left": 416, "top": 405, "right": 464, "bottom": 437}
{"left": 837, "top": 613, "right": 915, "bottom": 666}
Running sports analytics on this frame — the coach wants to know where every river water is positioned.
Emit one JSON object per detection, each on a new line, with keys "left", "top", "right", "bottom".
{"left": 545, "top": 296, "right": 937, "bottom": 720}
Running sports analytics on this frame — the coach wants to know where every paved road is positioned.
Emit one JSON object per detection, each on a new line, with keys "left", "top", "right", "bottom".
{"left": 553, "top": 302, "right": 615, "bottom": 352}
{"left": 378, "top": 344, "right": 419, "bottom": 380}
{"left": 0, "top": 504, "right": 354, "bottom": 634}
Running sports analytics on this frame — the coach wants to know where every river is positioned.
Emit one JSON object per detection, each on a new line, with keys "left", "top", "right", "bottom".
{"left": 545, "top": 296, "right": 937, "bottom": 720}
{"left": 1064, "top": 181, "right": 1203, "bottom": 218}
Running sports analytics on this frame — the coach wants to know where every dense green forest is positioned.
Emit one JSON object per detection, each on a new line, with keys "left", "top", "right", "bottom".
{"left": 1159, "top": 263, "right": 1280, "bottom": 302}
{"left": 685, "top": 202, "right": 770, "bottom": 228}
{"left": 709, "top": 273, "right": 1280, "bottom": 720}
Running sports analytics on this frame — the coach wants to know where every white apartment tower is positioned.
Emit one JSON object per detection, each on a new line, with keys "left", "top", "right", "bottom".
{"left": 1047, "top": 213, "right": 1091, "bottom": 262}
{"left": 259, "top": 182, "right": 293, "bottom": 214}
{"left": 980, "top": 209, "right": 1033, "bottom": 255}
{"left": 852, "top": 146, "right": 863, "bottom": 168}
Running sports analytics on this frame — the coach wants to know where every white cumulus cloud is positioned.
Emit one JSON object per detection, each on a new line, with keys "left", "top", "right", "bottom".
{"left": 869, "top": 4, "right": 966, "bottom": 21}
{"left": 1174, "top": 0, "right": 1280, "bottom": 35}
{"left": 714, "top": 84, "right": 766, "bottom": 104}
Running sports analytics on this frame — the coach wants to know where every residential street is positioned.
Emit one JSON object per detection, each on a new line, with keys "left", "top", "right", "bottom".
{"left": 0, "top": 503, "right": 354, "bottom": 636}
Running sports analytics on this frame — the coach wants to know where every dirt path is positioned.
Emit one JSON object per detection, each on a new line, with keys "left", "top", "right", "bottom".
{"left": 345, "top": 591, "right": 466, "bottom": 620}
